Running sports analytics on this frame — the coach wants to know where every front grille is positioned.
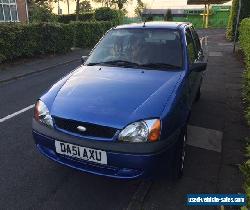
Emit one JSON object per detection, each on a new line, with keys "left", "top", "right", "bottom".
{"left": 53, "top": 116, "right": 117, "bottom": 139}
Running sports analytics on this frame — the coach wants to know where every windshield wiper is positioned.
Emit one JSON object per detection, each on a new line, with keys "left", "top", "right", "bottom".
{"left": 140, "top": 63, "right": 181, "bottom": 70}
{"left": 87, "top": 60, "right": 140, "bottom": 68}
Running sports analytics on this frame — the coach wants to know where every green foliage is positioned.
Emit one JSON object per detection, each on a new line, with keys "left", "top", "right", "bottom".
{"left": 112, "top": 0, "right": 128, "bottom": 10}
{"left": 70, "top": 21, "right": 114, "bottom": 48}
{"left": 144, "top": 15, "right": 153, "bottom": 21}
{"left": 74, "top": 21, "right": 112, "bottom": 48}
{"left": 79, "top": 0, "right": 92, "bottom": 13}
{"left": 135, "top": 0, "right": 145, "bottom": 18}
{"left": 92, "top": 0, "right": 114, "bottom": 7}
{"left": 164, "top": 9, "right": 173, "bottom": 21}
{"left": 29, "top": 1, "right": 57, "bottom": 23}
{"left": 94, "top": 7, "right": 118, "bottom": 21}
{"left": 57, "top": 8, "right": 123, "bottom": 24}
{"left": 226, "top": 0, "right": 239, "bottom": 40}
{"left": 94, "top": 7, "right": 123, "bottom": 24}
{"left": 239, "top": 18, "right": 250, "bottom": 209}
{"left": 241, "top": 0, "right": 250, "bottom": 20}
{"left": 240, "top": 142, "right": 250, "bottom": 210}
{"left": 0, "top": 21, "right": 114, "bottom": 63}
{"left": 0, "top": 23, "right": 72, "bottom": 63}
{"left": 227, "top": 0, "right": 250, "bottom": 41}
{"left": 239, "top": 18, "right": 250, "bottom": 124}
{"left": 57, "top": 13, "right": 95, "bottom": 23}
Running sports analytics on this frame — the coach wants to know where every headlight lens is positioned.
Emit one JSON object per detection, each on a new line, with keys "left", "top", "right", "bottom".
{"left": 34, "top": 100, "right": 53, "bottom": 127}
{"left": 118, "top": 119, "right": 161, "bottom": 143}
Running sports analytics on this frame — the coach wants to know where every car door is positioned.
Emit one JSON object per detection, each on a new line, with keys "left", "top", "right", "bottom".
{"left": 185, "top": 27, "right": 203, "bottom": 105}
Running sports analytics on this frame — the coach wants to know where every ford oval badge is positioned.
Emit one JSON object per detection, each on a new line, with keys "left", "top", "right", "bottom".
{"left": 77, "top": 126, "right": 87, "bottom": 132}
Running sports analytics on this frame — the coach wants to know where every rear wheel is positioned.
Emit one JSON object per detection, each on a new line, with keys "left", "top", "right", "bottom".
{"left": 171, "top": 127, "right": 187, "bottom": 181}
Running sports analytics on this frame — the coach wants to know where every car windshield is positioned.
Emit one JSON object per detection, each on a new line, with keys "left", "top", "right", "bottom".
{"left": 86, "top": 28, "right": 183, "bottom": 70}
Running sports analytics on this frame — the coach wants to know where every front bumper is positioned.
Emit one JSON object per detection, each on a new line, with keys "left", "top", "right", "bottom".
{"left": 32, "top": 119, "right": 180, "bottom": 179}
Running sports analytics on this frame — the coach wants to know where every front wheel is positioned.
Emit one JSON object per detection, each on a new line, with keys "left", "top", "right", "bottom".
{"left": 171, "top": 127, "right": 187, "bottom": 181}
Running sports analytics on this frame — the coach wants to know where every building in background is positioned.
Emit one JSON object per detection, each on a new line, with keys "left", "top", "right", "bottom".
{"left": 142, "top": 5, "right": 231, "bottom": 18}
{"left": 0, "top": 0, "right": 28, "bottom": 23}
{"left": 52, "top": 0, "right": 232, "bottom": 17}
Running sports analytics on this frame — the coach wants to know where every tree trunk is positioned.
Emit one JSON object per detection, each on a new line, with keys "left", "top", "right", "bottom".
{"left": 67, "top": 0, "right": 70, "bottom": 14}
{"left": 75, "top": 0, "right": 80, "bottom": 21}
{"left": 73, "top": 0, "right": 80, "bottom": 48}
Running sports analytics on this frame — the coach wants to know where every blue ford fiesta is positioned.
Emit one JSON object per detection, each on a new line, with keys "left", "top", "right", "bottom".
{"left": 32, "top": 22, "right": 207, "bottom": 180}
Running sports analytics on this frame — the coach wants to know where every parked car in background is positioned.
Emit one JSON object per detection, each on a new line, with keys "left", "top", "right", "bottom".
{"left": 32, "top": 22, "right": 206, "bottom": 180}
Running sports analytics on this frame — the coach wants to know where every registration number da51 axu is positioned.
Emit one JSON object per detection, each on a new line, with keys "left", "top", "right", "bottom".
{"left": 55, "top": 141, "right": 107, "bottom": 165}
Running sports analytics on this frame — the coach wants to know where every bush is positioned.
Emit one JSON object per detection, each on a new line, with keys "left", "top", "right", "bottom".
{"left": 70, "top": 21, "right": 114, "bottom": 48}
{"left": 239, "top": 18, "right": 250, "bottom": 209}
{"left": 0, "top": 23, "right": 72, "bottom": 62}
{"left": 164, "top": 9, "right": 173, "bottom": 21}
{"left": 0, "top": 21, "right": 113, "bottom": 63}
{"left": 57, "top": 13, "right": 94, "bottom": 24}
{"left": 240, "top": 18, "right": 250, "bottom": 123}
{"left": 29, "top": 3, "right": 57, "bottom": 23}
{"left": 94, "top": 7, "right": 120, "bottom": 22}
{"left": 226, "top": 0, "right": 239, "bottom": 40}
{"left": 227, "top": 0, "right": 250, "bottom": 41}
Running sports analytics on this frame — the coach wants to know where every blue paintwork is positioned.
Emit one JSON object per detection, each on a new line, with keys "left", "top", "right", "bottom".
{"left": 33, "top": 22, "right": 205, "bottom": 179}
{"left": 50, "top": 66, "right": 184, "bottom": 130}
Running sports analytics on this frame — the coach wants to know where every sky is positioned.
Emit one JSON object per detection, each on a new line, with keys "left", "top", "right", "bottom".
{"left": 52, "top": 0, "right": 232, "bottom": 17}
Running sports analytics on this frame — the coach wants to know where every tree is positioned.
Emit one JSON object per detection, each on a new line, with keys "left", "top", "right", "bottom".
{"left": 79, "top": 0, "right": 92, "bottom": 13}
{"left": 66, "top": 0, "right": 70, "bottom": 14}
{"left": 75, "top": 0, "right": 80, "bottom": 20}
{"left": 112, "top": 0, "right": 128, "bottom": 10}
{"left": 93, "top": 0, "right": 114, "bottom": 7}
{"left": 29, "top": 1, "right": 56, "bottom": 22}
{"left": 164, "top": 9, "right": 173, "bottom": 21}
{"left": 134, "top": 0, "right": 145, "bottom": 18}
{"left": 27, "top": 0, "right": 54, "bottom": 7}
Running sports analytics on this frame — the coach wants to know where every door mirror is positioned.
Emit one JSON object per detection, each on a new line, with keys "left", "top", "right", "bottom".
{"left": 81, "top": 56, "right": 88, "bottom": 64}
{"left": 190, "top": 61, "right": 207, "bottom": 72}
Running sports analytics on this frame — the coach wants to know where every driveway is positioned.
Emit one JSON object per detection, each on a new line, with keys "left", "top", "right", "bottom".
{"left": 0, "top": 29, "right": 248, "bottom": 210}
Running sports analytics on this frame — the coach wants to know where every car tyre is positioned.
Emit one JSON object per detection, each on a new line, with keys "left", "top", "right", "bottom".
{"left": 171, "top": 126, "right": 187, "bottom": 181}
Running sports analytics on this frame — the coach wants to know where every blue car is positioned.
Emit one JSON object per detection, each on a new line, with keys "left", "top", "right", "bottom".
{"left": 32, "top": 22, "right": 207, "bottom": 180}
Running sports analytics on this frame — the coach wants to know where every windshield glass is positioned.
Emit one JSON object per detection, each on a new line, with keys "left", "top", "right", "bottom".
{"left": 86, "top": 28, "right": 183, "bottom": 70}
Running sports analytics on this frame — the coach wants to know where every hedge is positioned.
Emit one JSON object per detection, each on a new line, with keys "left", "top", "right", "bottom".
{"left": 226, "top": 0, "right": 239, "bottom": 40}
{"left": 56, "top": 8, "right": 123, "bottom": 24}
{"left": 239, "top": 18, "right": 250, "bottom": 210}
{"left": 240, "top": 18, "right": 250, "bottom": 127}
{"left": 0, "top": 23, "right": 72, "bottom": 62}
{"left": 69, "top": 21, "right": 113, "bottom": 48}
{"left": 227, "top": 0, "right": 250, "bottom": 41}
{"left": 0, "top": 21, "right": 114, "bottom": 63}
{"left": 57, "top": 13, "right": 95, "bottom": 24}
{"left": 94, "top": 7, "right": 119, "bottom": 21}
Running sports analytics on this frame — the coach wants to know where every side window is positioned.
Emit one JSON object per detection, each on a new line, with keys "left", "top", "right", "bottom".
{"left": 185, "top": 29, "right": 197, "bottom": 64}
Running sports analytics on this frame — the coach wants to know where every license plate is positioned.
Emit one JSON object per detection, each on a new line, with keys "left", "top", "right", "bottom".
{"left": 55, "top": 141, "right": 107, "bottom": 165}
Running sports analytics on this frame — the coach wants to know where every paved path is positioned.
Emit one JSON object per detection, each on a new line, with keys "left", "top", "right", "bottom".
{"left": 0, "top": 49, "right": 89, "bottom": 83}
{"left": 0, "top": 29, "right": 248, "bottom": 210}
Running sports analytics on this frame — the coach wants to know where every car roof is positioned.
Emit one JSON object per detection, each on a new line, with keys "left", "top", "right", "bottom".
{"left": 115, "top": 21, "right": 191, "bottom": 30}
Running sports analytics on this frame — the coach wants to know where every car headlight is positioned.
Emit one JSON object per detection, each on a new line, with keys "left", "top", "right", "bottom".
{"left": 118, "top": 119, "right": 161, "bottom": 143}
{"left": 34, "top": 100, "right": 53, "bottom": 127}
